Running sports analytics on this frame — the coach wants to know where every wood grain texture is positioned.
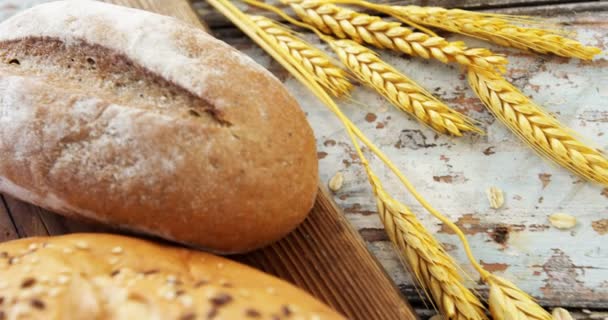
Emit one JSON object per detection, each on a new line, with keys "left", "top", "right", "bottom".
{"left": 0, "top": 196, "right": 18, "bottom": 241}
{"left": 110, "top": 0, "right": 208, "bottom": 29}
{"left": 366, "top": 0, "right": 600, "bottom": 8}
{"left": 236, "top": 187, "right": 416, "bottom": 319}
{"left": 194, "top": 0, "right": 608, "bottom": 311}
{"left": 2, "top": 195, "right": 49, "bottom": 237}
{"left": 2, "top": 0, "right": 607, "bottom": 316}
{"left": 0, "top": 0, "right": 417, "bottom": 318}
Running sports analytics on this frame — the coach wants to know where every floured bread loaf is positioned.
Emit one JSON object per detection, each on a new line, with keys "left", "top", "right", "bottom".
{"left": 0, "top": 0, "right": 318, "bottom": 253}
{"left": 0, "top": 233, "right": 344, "bottom": 319}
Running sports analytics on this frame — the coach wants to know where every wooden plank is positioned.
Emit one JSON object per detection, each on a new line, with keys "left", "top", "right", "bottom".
{"left": 0, "top": 0, "right": 418, "bottom": 318}
{"left": 0, "top": 196, "right": 87, "bottom": 238}
{"left": 3, "top": 0, "right": 606, "bottom": 314}
{"left": 0, "top": 195, "right": 18, "bottom": 241}
{"left": 249, "top": 10, "right": 608, "bottom": 310}
{"left": 193, "top": 0, "right": 608, "bottom": 28}
{"left": 236, "top": 187, "right": 416, "bottom": 319}
{"left": 376, "top": 0, "right": 598, "bottom": 9}
{"left": 200, "top": 1, "right": 608, "bottom": 309}
{"left": 2, "top": 195, "right": 50, "bottom": 237}
{"left": 485, "top": 1, "right": 608, "bottom": 14}
{"left": 37, "top": 208, "right": 117, "bottom": 236}
{"left": 109, "top": 0, "right": 209, "bottom": 29}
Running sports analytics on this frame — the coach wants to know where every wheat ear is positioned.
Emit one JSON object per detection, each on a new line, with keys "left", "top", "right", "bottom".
{"left": 329, "top": 39, "right": 482, "bottom": 136}
{"left": 487, "top": 275, "right": 552, "bottom": 320}
{"left": 385, "top": 5, "right": 601, "bottom": 60}
{"left": 243, "top": 0, "right": 482, "bottom": 136}
{"left": 214, "top": 2, "right": 487, "bottom": 317}
{"left": 468, "top": 69, "right": 608, "bottom": 185}
{"left": 318, "top": 0, "right": 601, "bottom": 60}
{"left": 209, "top": 2, "right": 545, "bottom": 319}
{"left": 251, "top": 15, "right": 352, "bottom": 97}
{"left": 370, "top": 174, "right": 487, "bottom": 319}
{"left": 279, "top": 0, "right": 507, "bottom": 72}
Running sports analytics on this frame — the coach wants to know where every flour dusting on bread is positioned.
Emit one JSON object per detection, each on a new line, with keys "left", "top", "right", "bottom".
{"left": 0, "top": 176, "right": 100, "bottom": 220}
{"left": 0, "top": 0, "right": 318, "bottom": 253}
{"left": 0, "top": 0, "right": 273, "bottom": 101}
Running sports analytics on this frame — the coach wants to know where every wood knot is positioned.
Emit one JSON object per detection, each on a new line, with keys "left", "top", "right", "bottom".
{"left": 490, "top": 225, "right": 510, "bottom": 244}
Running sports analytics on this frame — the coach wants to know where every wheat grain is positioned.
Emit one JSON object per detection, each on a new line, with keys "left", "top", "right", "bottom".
{"left": 210, "top": 2, "right": 546, "bottom": 318}
{"left": 250, "top": 15, "right": 352, "bottom": 97}
{"left": 487, "top": 275, "right": 551, "bottom": 320}
{"left": 252, "top": 11, "right": 483, "bottom": 311}
{"left": 370, "top": 174, "right": 487, "bottom": 320}
{"left": 386, "top": 5, "right": 601, "bottom": 60}
{"left": 328, "top": 171, "right": 344, "bottom": 191}
{"left": 314, "top": 0, "right": 600, "bottom": 59}
{"left": 468, "top": 69, "right": 608, "bottom": 186}
{"left": 328, "top": 39, "right": 481, "bottom": 135}
{"left": 486, "top": 187, "right": 504, "bottom": 209}
{"left": 548, "top": 213, "right": 577, "bottom": 230}
{"left": 280, "top": 0, "right": 507, "bottom": 72}
{"left": 245, "top": 0, "right": 481, "bottom": 135}
{"left": 551, "top": 308, "right": 574, "bottom": 320}
{"left": 247, "top": 8, "right": 484, "bottom": 314}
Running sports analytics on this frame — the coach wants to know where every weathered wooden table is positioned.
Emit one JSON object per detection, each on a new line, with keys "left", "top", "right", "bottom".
{"left": 193, "top": 0, "right": 608, "bottom": 316}
{"left": 1, "top": 0, "right": 607, "bottom": 318}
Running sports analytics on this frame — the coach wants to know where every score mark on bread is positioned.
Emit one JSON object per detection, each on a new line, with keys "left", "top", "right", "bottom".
{"left": 0, "top": 37, "right": 230, "bottom": 125}
{"left": 0, "top": 0, "right": 319, "bottom": 253}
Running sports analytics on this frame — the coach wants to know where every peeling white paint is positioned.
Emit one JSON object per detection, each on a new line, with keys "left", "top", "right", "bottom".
{"left": 232, "top": 13, "right": 608, "bottom": 306}
{"left": 1, "top": 0, "right": 606, "bottom": 308}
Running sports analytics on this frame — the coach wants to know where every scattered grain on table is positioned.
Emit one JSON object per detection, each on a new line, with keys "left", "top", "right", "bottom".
{"left": 552, "top": 307, "right": 574, "bottom": 320}
{"left": 329, "top": 172, "right": 344, "bottom": 192}
{"left": 548, "top": 213, "right": 577, "bottom": 230}
{"left": 487, "top": 186, "right": 504, "bottom": 209}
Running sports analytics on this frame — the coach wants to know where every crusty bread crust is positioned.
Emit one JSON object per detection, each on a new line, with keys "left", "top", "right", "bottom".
{"left": 0, "top": 233, "right": 344, "bottom": 319}
{"left": 0, "top": 1, "right": 318, "bottom": 253}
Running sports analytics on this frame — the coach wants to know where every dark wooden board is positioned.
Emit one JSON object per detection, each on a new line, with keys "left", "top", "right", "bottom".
{"left": 0, "top": 193, "right": 417, "bottom": 319}
{"left": 0, "top": 0, "right": 417, "bottom": 319}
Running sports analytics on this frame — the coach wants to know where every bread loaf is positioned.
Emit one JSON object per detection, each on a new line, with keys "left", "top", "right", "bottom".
{"left": 0, "top": 233, "right": 344, "bottom": 319}
{"left": 0, "top": 1, "right": 318, "bottom": 253}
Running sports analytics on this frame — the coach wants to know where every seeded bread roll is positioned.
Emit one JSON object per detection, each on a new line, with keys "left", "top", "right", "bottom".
{"left": 0, "top": 233, "right": 344, "bottom": 320}
{"left": 0, "top": 1, "right": 318, "bottom": 253}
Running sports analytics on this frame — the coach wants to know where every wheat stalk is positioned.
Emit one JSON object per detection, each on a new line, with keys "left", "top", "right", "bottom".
{"left": 370, "top": 174, "right": 487, "bottom": 319}
{"left": 279, "top": 0, "right": 508, "bottom": 72}
{"left": 215, "top": 3, "right": 487, "bottom": 316}
{"left": 487, "top": 275, "right": 552, "bottom": 320}
{"left": 242, "top": 5, "right": 487, "bottom": 315}
{"left": 384, "top": 5, "right": 601, "bottom": 60}
{"left": 245, "top": 0, "right": 481, "bottom": 135}
{"left": 329, "top": 38, "right": 482, "bottom": 136}
{"left": 208, "top": 2, "right": 550, "bottom": 318}
{"left": 468, "top": 69, "right": 608, "bottom": 186}
{"left": 251, "top": 15, "right": 352, "bottom": 97}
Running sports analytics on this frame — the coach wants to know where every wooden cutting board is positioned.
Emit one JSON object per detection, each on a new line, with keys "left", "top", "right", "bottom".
{"left": 0, "top": 0, "right": 417, "bottom": 319}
